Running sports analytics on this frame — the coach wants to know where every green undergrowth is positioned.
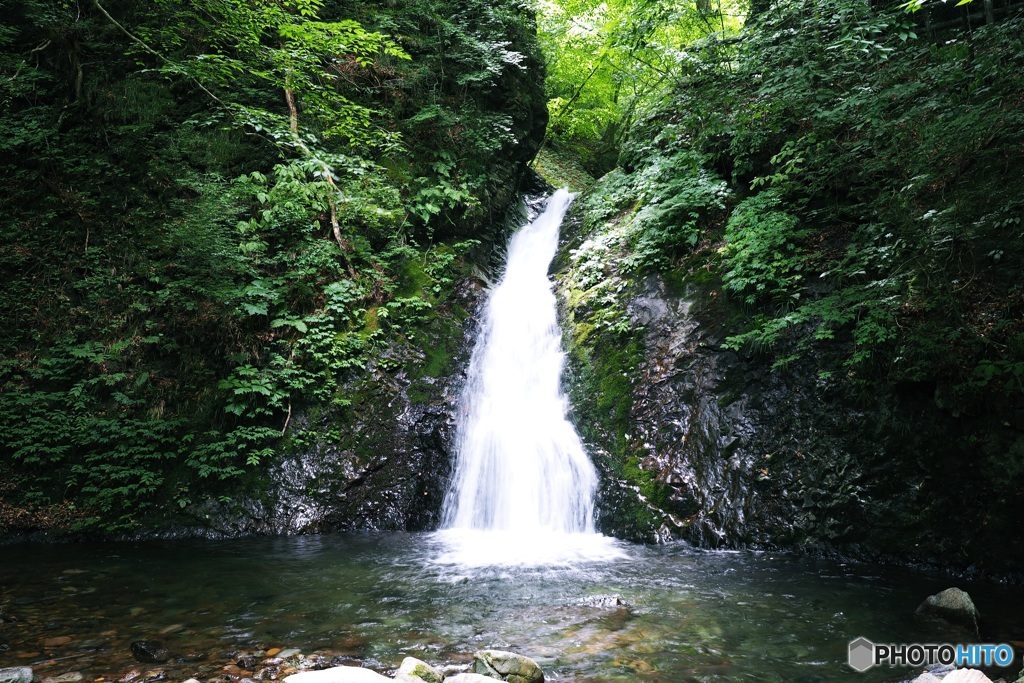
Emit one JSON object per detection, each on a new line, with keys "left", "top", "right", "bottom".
{"left": 563, "top": 0, "right": 1024, "bottom": 560}
{"left": 0, "top": 0, "right": 544, "bottom": 532}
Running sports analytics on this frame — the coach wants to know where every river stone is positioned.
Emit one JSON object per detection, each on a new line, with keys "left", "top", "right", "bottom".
{"left": 915, "top": 588, "right": 980, "bottom": 632}
{"left": 130, "top": 640, "right": 171, "bottom": 663}
{"left": 283, "top": 666, "right": 391, "bottom": 683}
{"left": 471, "top": 651, "right": 544, "bottom": 683}
{"left": 0, "top": 668, "right": 33, "bottom": 683}
{"left": 43, "top": 673, "right": 84, "bottom": 683}
{"left": 394, "top": 657, "right": 442, "bottom": 683}
{"left": 443, "top": 675, "right": 501, "bottom": 683}
{"left": 941, "top": 670, "right": 993, "bottom": 683}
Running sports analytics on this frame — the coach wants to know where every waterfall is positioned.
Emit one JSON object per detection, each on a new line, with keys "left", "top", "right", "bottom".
{"left": 435, "top": 189, "right": 622, "bottom": 566}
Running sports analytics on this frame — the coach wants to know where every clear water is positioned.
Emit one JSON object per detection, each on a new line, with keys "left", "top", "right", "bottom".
{"left": 441, "top": 189, "right": 613, "bottom": 562}
{"left": 3, "top": 533, "right": 1022, "bottom": 682}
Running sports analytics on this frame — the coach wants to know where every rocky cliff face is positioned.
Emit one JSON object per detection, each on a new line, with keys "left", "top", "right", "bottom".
{"left": 170, "top": 190, "right": 549, "bottom": 539}
{"left": 556, "top": 199, "right": 1024, "bottom": 576}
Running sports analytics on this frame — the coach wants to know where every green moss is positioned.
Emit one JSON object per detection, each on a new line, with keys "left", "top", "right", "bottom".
{"left": 530, "top": 147, "right": 597, "bottom": 193}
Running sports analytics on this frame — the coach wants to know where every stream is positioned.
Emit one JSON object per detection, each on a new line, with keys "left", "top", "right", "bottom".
{"left": 3, "top": 533, "right": 1022, "bottom": 682}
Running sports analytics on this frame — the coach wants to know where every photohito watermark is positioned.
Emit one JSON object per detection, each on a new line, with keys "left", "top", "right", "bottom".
{"left": 848, "top": 637, "right": 1017, "bottom": 672}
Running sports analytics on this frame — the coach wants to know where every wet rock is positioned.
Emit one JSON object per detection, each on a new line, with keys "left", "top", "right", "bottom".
{"left": 394, "top": 658, "right": 442, "bottom": 683}
{"left": 282, "top": 666, "right": 391, "bottom": 683}
{"left": 0, "top": 667, "right": 33, "bottom": 683}
{"left": 577, "top": 595, "right": 629, "bottom": 608}
{"left": 444, "top": 676, "right": 501, "bottom": 683}
{"left": 235, "top": 655, "right": 259, "bottom": 670}
{"left": 182, "top": 679, "right": 201, "bottom": 683}
{"left": 42, "top": 673, "right": 84, "bottom": 683}
{"left": 471, "top": 651, "right": 544, "bottom": 683}
{"left": 131, "top": 640, "right": 172, "bottom": 663}
{"left": 277, "top": 649, "right": 301, "bottom": 659}
{"left": 941, "top": 671, "right": 993, "bottom": 683}
{"left": 916, "top": 588, "right": 980, "bottom": 633}
{"left": 265, "top": 649, "right": 282, "bottom": 658}
{"left": 158, "top": 624, "right": 185, "bottom": 635}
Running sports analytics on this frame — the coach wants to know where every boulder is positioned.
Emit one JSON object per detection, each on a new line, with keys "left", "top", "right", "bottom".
{"left": 394, "top": 657, "right": 443, "bottom": 683}
{"left": 0, "top": 668, "right": 33, "bottom": 683}
{"left": 941, "top": 670, "right": 993, "bottom": 683}
{"left": 443, "top": 676, "right": 501, "bottom": 683}
{"left": 283, "top": 666, "right": 391, "bottom": 683}
{"left": 129, "top": 641, "right": 171, "bottom": 663}
{"left": 471, "top": 651, "right": 544, "bottom": 683}
{"left": 915, "top": 588, "right": 980, "bottom": 633}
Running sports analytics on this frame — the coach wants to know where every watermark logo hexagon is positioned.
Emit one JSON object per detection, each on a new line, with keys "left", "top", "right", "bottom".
{"left": 848, "top": 637, "right": 875, "bottom": 672}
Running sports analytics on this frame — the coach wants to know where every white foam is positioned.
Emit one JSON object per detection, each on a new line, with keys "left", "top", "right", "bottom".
{"left": 437, "top": 190, "right": 621, "bottom": 567}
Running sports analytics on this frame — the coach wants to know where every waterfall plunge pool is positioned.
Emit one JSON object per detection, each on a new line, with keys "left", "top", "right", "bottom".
{"left": 4, "top": 532, "right": 1023, "bottom": 683}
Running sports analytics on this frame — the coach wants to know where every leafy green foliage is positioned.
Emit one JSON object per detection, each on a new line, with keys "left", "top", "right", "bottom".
{"left": 537, "top": 0, "right": 744, "bottom": 174}
{"left": 719, "top": 190, "right": 805, "bottom": 306}
{"left": 0, "top": 0, "right": 545, "bottom": 530}
{"left": 605, "top": 0, "right": 1024, "bottom": 406}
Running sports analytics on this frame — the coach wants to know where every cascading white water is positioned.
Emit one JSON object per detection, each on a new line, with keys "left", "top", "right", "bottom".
{"left": 435, "top": 189, "right": 623, "bottom": 566}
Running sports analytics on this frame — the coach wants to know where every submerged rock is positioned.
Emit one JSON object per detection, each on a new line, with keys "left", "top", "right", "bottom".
{"left": 471, "top": 651, "right": 544, "bottom": 683}
{"left": 130, "top": 640, "right": 171, "bottom": 663}
{"left": 0, "top": 668, "right": 33, "bottom": 683}
{"left": 394, "top": 657, "right": 443, "bottom": 683}
{"left": 283, "top": 666, "right": 391, "bottom": 683}
{"left": 915, "top": 588, "right": 980, "bottom": 632}
{"left": 42, "top": 673, "right": 84, "bottom": 683}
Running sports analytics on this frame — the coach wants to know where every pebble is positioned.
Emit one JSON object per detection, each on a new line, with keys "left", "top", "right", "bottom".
{"left": 43, "top": 673, "right": 85, "bottom": 683}
{"left": 158, "top": 625, "right": 185, "bottom": 635}
{"left": 235, "top": 655, "right": 259, "bottom": 670}
{"left": 181, "top": 679, "right": 201, "bottom": 683}
{"left": 265, "top": 649, "right": 282, "bottom": 658}
{"left": 130, "top": 641, "right": 171, "bottom": 664}
{"left": 44, "top": 637, "right": 73, "bottom": 648}
{"left": 277, "top": 649, "right": 301, "bottom": 659}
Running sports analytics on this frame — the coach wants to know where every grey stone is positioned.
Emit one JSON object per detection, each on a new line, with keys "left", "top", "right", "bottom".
{"left": 283, "top": 667, "right": 391, "bottom": 683}
{"left": 443, "top": 676, "right": 501, "bottom": 683}
{"left": 130, "top": 641, "right": 171, "bottom": 664}
{"left": 911, "top": 674, "right": 943, "bottom": 683}
{"left": 942, "top": 671, "right": 994, "bottom": 683}
{"left": 577, "top": 594, "right": 629, "bottom": 608}
{"left": 0, "top": 668, "right": 33, "bottom": 683}
{"left": 394, "top": 657, "right": 442, "bottom": 683}
{"left": 916, "top": 588, "right": 980, "bottom": 632}
{"left": 471, "top": 651, "right": 544, "bottom": 683}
